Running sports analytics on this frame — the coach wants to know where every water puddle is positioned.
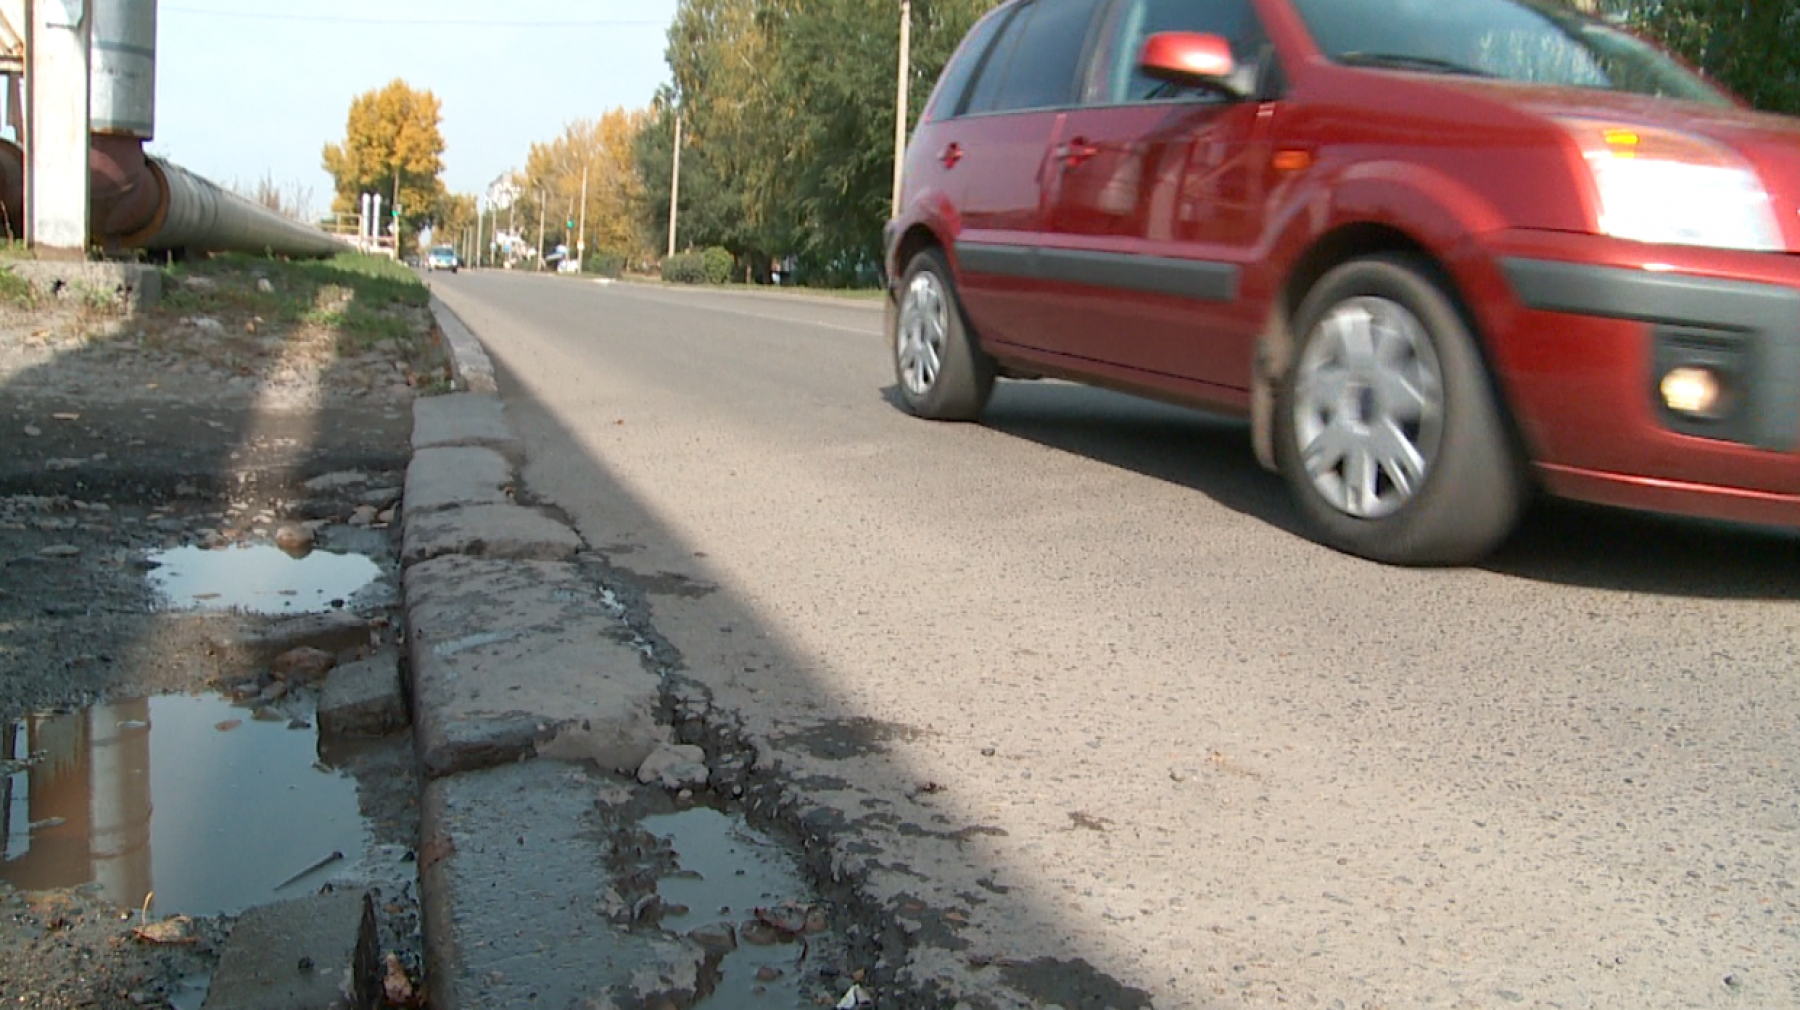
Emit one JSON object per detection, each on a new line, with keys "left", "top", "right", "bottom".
{"left": 147, "top": 543, "right": 382, "bottom": 614}
{"left": 644, "top": 808, "right": 829, "bottom": 1007}
{"left": 1, "top": 694, "right": 371, "bottom": 916}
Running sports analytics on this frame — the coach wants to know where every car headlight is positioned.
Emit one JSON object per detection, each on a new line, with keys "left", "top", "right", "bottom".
{"left": 1558, "top": 118, "right": 1782, "bottom": 252}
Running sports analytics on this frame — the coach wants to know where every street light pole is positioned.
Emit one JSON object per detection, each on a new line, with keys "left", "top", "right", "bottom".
{"left": 891, "top": 0, "right": 911, "bottom": 218}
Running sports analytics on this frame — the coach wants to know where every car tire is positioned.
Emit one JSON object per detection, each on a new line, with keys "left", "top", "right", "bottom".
{"left": 892, "top": 248, "right": 995, "bottom": 421}
{"left": 1274, "top": 255, "right": 1525, "bottom": 565}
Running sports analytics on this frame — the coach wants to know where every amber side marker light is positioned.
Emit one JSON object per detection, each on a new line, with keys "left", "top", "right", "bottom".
{"left": 1659, "top": 365, "right": 1728, "bottom": 419}
{"left": 1272, "top": 149, "right": 1313, "bottom": 172}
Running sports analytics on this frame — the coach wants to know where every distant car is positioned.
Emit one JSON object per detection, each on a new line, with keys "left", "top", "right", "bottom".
{"left": 884, "top": 0, "right": 1800, "bottom": 565}
{"left": 426, "top": 246, "right": 459, "bottom": 273}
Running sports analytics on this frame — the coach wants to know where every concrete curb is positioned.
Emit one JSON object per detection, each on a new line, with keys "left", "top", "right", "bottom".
{"left": 407, "top": 299, "right": 677, "bottom": 1002}
{"left": 430, "top": 295, "right": 498, "bottom": 393}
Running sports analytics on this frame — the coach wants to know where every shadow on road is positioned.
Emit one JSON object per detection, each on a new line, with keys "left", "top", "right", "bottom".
{"left": 919, "top": 379, "right": 1800, "bottom": 602}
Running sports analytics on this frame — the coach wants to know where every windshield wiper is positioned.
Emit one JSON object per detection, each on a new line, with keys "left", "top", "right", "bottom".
{"left": 1337, "top": 52, "right": 1495, "bottom": 78}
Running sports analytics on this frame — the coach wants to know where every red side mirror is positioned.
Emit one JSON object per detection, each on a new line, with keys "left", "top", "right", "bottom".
{"left": 1138, "top": 32, "right": 1240, "bottom": 93}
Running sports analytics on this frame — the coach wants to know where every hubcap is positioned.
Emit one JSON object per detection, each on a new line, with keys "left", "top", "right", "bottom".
{"left": 1292, "top": 296, "right": 1444, "bottom": 520}
{"left": 897, "top": 272, "right": 948, "bottom": 396}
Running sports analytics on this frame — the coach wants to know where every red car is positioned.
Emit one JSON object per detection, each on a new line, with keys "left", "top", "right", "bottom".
{"left": 883, "top": 0, "right": 1800, "bottom": 564}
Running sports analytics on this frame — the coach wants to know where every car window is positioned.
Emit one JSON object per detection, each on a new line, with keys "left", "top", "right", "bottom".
{"left": 964, "top": 0, "right": 1100, "bottom": 115}
{"left": 1091, "top": 0, "right": 1270, "bottom": 104}
{"left": 928, "top": 6, "right": 1017, "bottom": 121}
{"left": 1287, "top": 0, "right": 1730, "bottom": 105}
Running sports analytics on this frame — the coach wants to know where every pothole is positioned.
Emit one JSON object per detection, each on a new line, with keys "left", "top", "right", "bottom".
{"left": 1, "top": 693, "right": 374, "bottom": 916}
{"left": 146, "top": 542, "right": 384, "bottom": 614}
{"left": 643, "top": 806, "right": 831, "bottom": 1007}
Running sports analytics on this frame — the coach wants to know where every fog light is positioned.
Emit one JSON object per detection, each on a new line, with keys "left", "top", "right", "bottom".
{"left": 1659, "top": 366, "right": 1726, "bottom": 418}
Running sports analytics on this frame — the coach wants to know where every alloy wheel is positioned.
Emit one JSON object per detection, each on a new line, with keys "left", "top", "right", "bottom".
{"left": 1292, "top": 296, "right": 1445, "bottom": 519}
{"left": 897, "top": 271, "right": 948, "bottom": 397}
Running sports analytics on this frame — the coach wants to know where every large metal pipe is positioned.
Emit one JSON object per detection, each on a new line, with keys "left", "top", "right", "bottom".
{"left": 137, "top": 157, "right": 347, "bottom": 257}
{"left": 0, "top": 137, "right": 348, "bottom": 258}
{"left": 90, "top": 0, "right": 156, "bottom": 140}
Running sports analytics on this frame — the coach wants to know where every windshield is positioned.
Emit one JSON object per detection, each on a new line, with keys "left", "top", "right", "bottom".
{"left": 1288, "top": 0, "right": 1732, "bottom": 106}
{"left": 431, "top": 246, "right": 455, "bottom": 257}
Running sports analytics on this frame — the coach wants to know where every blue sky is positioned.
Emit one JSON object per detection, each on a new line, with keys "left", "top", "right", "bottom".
{"left": 153, "top": 1, "right": 679, "bottom": 217}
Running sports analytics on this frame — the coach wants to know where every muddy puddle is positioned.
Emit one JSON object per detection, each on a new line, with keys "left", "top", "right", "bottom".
{"left": 1, "top": 693, "right": 371, "bottom": 916}
{"left": 146, "top": 542, "right": 384, "bottom": 614}
{"left": 644, "top": 807, "right": 830, "bottom": 1007}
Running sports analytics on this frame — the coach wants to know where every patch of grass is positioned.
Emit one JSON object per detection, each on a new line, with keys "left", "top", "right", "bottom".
{"left": 335, "top": 304, "right": 417, "bottom": 350}
{"left": 157, "top": 251, "right": 433, "bottom": 360}
{"left": 161, "top": 252, "right": 428, "bottom": 326}
{"left": 0, "top": 268, "right": 34, "bottom": 307}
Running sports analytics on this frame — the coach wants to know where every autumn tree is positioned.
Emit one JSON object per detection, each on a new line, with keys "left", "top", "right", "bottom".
{"left": 521, "top": 108, "right": 651, "bottom": 267}
{"left": 322, "top": 80, "right": 448, "bottom": 254}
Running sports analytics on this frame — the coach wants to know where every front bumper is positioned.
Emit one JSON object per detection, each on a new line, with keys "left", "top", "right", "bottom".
{"left": 1475, "top": 232, "right": 1800, "bottom": 527}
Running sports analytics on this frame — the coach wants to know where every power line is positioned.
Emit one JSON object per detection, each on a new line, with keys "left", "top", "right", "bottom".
{"left": 161, "top": 7, "right": 667, "bottom": 28}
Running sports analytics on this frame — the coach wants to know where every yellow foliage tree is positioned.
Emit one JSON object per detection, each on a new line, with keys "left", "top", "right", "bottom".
{"left": 522, "top": 107, "right": 650, "bottom": 265}
{"left": 322, "top": 79, "right": 447, "bottom": 251}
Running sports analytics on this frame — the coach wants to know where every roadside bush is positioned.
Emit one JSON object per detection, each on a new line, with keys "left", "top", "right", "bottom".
{"left": 661, "top": 251, "right": 707, "bottom": 284}
{"left": 701, "top": 246, "right": 732, "bottom": 285}
{"left": 586, "top": 252, "right": 625, "bottom": 278}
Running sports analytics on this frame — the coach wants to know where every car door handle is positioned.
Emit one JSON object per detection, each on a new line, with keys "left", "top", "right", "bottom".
{"left": 939, "top": 142, "right": 964, "bottom": 168}
{"left": 1054, "top": 139, "right": 1100, "bottom": 167}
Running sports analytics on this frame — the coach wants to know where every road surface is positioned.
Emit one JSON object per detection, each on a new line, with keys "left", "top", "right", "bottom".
{"left": 430, "top": 270, "right": 1800, "bottom": 1009}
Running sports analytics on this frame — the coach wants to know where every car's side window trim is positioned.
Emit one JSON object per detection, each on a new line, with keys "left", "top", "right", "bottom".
{"left": 935, "top": 5, "right": 1022, "bottom": 121}
{"left": 956, "top": 3, "right": 1028, "bottom": 117}
{"left": 957, "top": 0, "right": 1111, "bottom": 118}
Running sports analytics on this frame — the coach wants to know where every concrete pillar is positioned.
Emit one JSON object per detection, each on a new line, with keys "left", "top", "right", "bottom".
{"left": 27, "top": 0, "right": 92, "bottom": 256}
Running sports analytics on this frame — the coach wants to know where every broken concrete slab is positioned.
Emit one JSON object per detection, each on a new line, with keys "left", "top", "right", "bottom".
{"left": 207, "top": 612, "right": 372, "bottom": 666}
{"left": 319, "top": 649, "right": 407, "bottom": 738}
{"left": 400, "top": 503, "right": 582, "bottom": 568}
{"left": 637, "top": 743, "right": 710, "bottom": 790}
{"left": 420, "top": 761, "right": 713, "bottom": 1010}
{"left": 402, "top": 446, "right": 512, "bottom": 518}
{"left": 202, "top": 890, "right": 377, "bottom": 1010}
{"left": 411, "top": 391, "right": 514, "bottom": 451}
{"left": 405, "top": 555, "right": 664, "bottom": 779}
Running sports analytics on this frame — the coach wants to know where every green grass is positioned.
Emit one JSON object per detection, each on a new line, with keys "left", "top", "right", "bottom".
{"left": 160, "top": 252, "right": 430, "bottom": 350}
{"left": 0, "top": 267, "right": 33, "bottom": 307}
{"left": 162, "top": 252, "right": 427, "bottom": 314}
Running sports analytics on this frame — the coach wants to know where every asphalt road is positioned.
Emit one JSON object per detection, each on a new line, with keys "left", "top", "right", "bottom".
{"left": 430, "top": 270, "right": 1800, "bottom": 1009}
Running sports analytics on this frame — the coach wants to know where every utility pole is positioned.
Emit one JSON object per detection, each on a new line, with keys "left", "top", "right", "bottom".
{"left": 576, "top": 161, "right": 589, "bottom": 271}
{"left": 535, "top": 190, "right": 546, "bottom": 272}
{"left": 474, "top": 200, "right": 483, "bottom": 269}
{"left": 667, "top": 111, "right": 682, "bottom": 257}
{"left": 891, "top": 0, "right": 911, "bottom": 218}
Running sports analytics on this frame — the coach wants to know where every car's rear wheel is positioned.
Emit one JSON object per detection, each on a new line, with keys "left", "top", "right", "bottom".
{"left": 893, "top": 249, "right": 994, "bottom": 421}
{"left": 1275, "top": 255, "right": 1524, "bottom": 565}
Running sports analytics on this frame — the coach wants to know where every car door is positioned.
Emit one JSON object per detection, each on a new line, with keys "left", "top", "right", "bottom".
{"left": 947, "top": 0, "right": 1107, "bottom": 351}
{"left": 1036, "top": 0, "right": 1277, "bottom": 391}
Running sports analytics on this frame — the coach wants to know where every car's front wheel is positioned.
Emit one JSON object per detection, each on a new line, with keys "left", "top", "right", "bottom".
{"left": 1274, "top": 255, "right": 1525, "bottom": 565}
{"left": 892, "top": 249, "right": 994, "bottom": 421}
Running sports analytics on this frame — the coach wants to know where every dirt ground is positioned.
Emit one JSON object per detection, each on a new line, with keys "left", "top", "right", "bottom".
{"left": 0, "top": 256, "right": 445, "bottom": 1009}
